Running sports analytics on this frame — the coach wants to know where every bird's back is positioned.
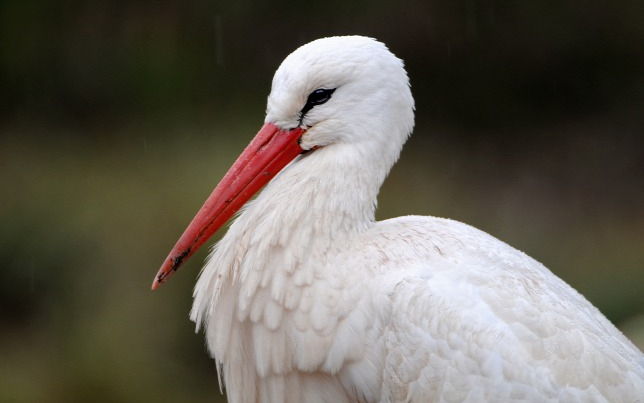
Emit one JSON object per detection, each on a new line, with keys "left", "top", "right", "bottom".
{"left": 340, "top": 215, "right": 644, "bottom": 402}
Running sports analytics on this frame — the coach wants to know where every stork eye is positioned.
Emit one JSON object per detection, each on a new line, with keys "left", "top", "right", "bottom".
{"left": 300, "top": 88, "right": 336, "bottom": 118}
{"left": 308, "top": 88, "right": 335, "bottom": 105}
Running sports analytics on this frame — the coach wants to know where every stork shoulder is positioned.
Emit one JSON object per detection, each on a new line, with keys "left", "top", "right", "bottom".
{"left": 346, "top": 215, "right": 644, "bottom": 401}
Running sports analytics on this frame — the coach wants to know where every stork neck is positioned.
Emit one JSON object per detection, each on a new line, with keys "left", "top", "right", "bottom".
{"left": 267, "top": 144, "right": 385, "bottom": 236}
{"left": 190, "top": 134, "right": 399, "bottom": 327}
{"left": 218, "top": 140, "right": 390, "bottom": 280}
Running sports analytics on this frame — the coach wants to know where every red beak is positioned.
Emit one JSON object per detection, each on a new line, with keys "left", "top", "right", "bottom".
{"left": 152, "top": 123, "right": 305, "bottom": 290}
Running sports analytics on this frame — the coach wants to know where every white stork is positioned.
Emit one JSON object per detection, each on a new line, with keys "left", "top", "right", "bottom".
{"left": 153, "top": 36, "right": 644, "bottom": 402}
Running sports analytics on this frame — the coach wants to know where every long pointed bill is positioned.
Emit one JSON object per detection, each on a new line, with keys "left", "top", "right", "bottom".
{"left": 152, "top": 123, "right": 305, "bottom": 290}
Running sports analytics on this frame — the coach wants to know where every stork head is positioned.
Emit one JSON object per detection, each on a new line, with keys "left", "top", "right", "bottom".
{"left": 152, "top": 36, "right": 415, "bottom": 289}
{"left": 267, "top": 36, "right": 414, "bottom": 152}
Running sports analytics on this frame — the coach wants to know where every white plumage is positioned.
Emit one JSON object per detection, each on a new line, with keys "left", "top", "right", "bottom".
{"left": 155, "top": 36, "right": 644, "bottom": 402}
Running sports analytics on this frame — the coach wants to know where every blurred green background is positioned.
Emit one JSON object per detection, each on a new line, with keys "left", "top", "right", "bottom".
{"left": 1, "top": 0, "right": 643, "bottom": 402}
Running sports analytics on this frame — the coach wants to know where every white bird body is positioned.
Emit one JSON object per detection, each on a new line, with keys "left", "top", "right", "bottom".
{"left": 155, "top": 36, "right": 644, "bottom": 402}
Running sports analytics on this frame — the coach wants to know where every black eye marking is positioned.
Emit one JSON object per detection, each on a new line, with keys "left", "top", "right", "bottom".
{"left": 299, "top": 88, "right": 336, "bottom": 124}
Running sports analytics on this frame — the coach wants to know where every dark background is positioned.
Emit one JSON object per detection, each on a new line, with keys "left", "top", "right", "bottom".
{"left": 2, "top": 0, "right": 643, "bottom": 402}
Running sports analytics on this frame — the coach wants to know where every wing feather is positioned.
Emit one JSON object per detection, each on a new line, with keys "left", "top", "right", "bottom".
{"left": 345, "top": 216, "right": 644, "bottom": 402}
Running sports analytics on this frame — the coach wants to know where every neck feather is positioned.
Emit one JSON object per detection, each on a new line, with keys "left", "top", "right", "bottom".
{"left": 190, "top": 141, "right": 392, "bottom": 326}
